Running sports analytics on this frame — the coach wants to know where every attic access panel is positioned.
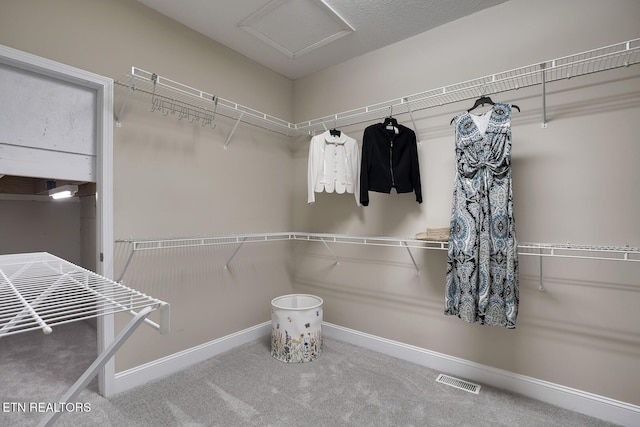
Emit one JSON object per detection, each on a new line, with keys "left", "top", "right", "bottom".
{"left": 238, "top": 0, "right": 355, "bottom": 59}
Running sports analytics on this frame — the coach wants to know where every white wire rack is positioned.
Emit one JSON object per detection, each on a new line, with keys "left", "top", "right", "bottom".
{"left": 130, "top": 232, "right": 294, "bottom": 251}
{"left": 117, "top": 232, "right": 295, "bottom": 281}
{"left": 295, "top": 38, "right": 640, "bottom": 133}
{"left": 290, "top": 232, "right": 448, "bottom": 250}
{"left": 114, "top": 38, "right": 639, "bottom": 138}
{"left": 116, "top": 232, "right": 640, "bottom": 279}
{"left": 0, "top": 252, "right": 170, "bottom": 426}
{"left": 0, "top": 252, "right": 169, "bottom": 337}
{"left": 518, "top": 242, "right": 640, "bottom": 262}
{"left": 115, "top": 67, "right": 298, "bottom": 142}
{"left": 119, "top": 232, "right": 640, "bottom": 259}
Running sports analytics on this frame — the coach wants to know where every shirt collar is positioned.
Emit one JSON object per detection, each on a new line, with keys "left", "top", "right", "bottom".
{"left": 323, "top": 130, "right": 346, "bottom": 144}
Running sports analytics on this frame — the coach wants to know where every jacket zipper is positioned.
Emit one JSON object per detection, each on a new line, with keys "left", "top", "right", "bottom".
{"left": 389, "top": 139, "right": 395, "bottom": 187}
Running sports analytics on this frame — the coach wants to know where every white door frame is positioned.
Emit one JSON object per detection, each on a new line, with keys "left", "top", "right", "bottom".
{"left": 0, "top": 44, "right": 116, "bottom": 396}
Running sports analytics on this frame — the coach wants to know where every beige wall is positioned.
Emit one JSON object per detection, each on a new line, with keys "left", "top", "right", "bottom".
{"left": 1, "top": 0, "right": 639, "bottom": 408}
{"left": 0, "top": 197, "right": 82, "bottom": 264}
{"left": 292, "top": 0, "right": 640, "bottom": 406}
{"left": 0, "top": 0, "right": 295, "bottom": 371}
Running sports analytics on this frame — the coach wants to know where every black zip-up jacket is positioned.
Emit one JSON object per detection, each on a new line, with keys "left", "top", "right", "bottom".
{"left": 359, "top": 123, "right": 422, "bottom": 206}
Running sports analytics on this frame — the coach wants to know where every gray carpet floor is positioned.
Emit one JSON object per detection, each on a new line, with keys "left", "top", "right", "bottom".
{"left": 0, "top": 321, "right": 618, "bottom": 427}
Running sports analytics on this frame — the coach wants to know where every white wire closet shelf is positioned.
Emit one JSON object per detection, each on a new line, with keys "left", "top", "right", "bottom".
{"left": 118, "top": 232, "right": 640, "bottom": 260}
{"left": 116, "top": 232, "right": 640, "bottom": 281}
{"left": 0, "top": 252, "right": 170, "bottom": 427}
{"left": 116, "top": 231, "right": 640, "bottom": 272}
{"left": 114, "top": 38, "right": 640, "bottom": 137}
{"left": 115, "top": 68, "right": 297, "bottom": 137}
{"left": 0, "top": 252, "right": 169, "bottom": 338}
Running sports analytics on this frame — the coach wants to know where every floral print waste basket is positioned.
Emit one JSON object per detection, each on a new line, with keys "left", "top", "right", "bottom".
{"left": 271, "top": 294, "right": 323, "bottom": 363}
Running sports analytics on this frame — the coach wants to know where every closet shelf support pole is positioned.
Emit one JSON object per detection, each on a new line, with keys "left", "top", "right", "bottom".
{"left": 37, "top": 306, "right": 155, "bottom": 427}
{"left": 539, "top": 248, "right": 545, "bottom": 291}
{"left": 540, "top": 62, "right": 548, "bottom": 128}
{"left": 225, "top": 237, "right": 247, "bottom": 269}
{"left": 320, "top": 239, "right": 339, "bottom": 265}
{"left": 404, "top": 98, "right": 421, "bottom": 146}
{"left": 224, "top": 111, "right": 245, "bottom": 150}
{"left": 115, "top": 74, "right": 135, "bottom": 127}
{"left": 403, "top": 241, "right": 420, "bottom": 276}
{"left": 117, "top": 246, "right": 136, "bottom": 283}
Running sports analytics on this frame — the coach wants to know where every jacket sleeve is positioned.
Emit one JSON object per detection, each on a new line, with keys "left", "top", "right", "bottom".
{"left": 410, "top": 131, "right": 423, "bottom": 204}
{"left": 348, "top": 137, "right": 361, "bottom": 206}
{"left": 359, "top": 129, "right": 370, "bottom": 206}
{"left": 307, "top": 136, "right": 317, "bottom": 204}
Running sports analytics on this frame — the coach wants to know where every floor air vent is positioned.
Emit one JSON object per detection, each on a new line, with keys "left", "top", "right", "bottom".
{"left": 436, "top": 374, "right": 481, "bottom": 394}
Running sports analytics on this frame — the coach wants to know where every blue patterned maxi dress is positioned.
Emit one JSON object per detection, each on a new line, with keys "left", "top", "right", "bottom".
{"left": 446, "top": 102, "right": 519, "bottom": 328}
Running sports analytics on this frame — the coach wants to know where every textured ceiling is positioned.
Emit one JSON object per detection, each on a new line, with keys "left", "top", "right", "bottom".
{"left": 136, "top": 0, "right": 509, "bottom": 79}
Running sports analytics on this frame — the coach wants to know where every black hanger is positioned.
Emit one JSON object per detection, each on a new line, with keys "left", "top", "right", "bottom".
{"left": 468, "top": 95, "right": 494, "bottom": 112}
{"left": 383, "top": 116, "right": 398, "bottom": 129}
{"left": 450, "top": 97, "right": 521, "bottom": 125}
{"left": 329, "top": 128, "right": 341, "bottom": 137}
{"left": 468, "top": 96, "right": 521, "bottom": 113}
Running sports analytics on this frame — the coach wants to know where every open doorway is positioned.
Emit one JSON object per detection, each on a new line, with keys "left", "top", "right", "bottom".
{"left": 0, "top": 44, "right": 114, "bottom": 396}
{"left": 0, "top": 175, "right": 97, "bottom": 272}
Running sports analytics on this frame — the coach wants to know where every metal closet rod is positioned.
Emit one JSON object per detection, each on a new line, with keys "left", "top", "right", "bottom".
{"left": 115, "top": 232, "right": 640, "bottom": 282}
{"left": 115, "top": 38, "right": 639, "bottom": 138}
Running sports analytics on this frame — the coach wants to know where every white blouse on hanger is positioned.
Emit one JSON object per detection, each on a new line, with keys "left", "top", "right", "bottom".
{"left": 308, "top": 130, "right": 360, "bottom": 206}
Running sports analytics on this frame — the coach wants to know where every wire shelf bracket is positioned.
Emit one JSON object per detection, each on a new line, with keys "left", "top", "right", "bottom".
{"left": 540, "top": 62, "right": 548, "bottom": 128}
{"left": 403, "top": 241, "right": 420, "bottom": 276}
{"left": 224, "top": 111, "right": 245, "bottom": 150}
{"left": 115, "top": 74, "right": 135, "bottom": 127}
{"left": 539, "top": 248, "right": 545, "bottom": 291}
{"left": 225, "top": 236, "right": 248, "bottom": 269}
{"left": 404, "top": 97, "right": 422, "bottom": 147}
{"left": 321, "top": 238, "right": 340, "bottom": 265}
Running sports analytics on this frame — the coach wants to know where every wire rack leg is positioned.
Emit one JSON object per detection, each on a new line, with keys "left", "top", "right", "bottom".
{"left": 37, "top": 306, "right": 155, "bottom": 427}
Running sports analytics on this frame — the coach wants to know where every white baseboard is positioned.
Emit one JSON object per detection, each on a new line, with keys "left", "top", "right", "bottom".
{"left": 322, "top": 322, "right": 640, "bottom": 427}
{"left": 113, "top": 321, "right": 271, "bottom": 395}
{"left": 112, "top": 320, "right": 639, "bottom": 426}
